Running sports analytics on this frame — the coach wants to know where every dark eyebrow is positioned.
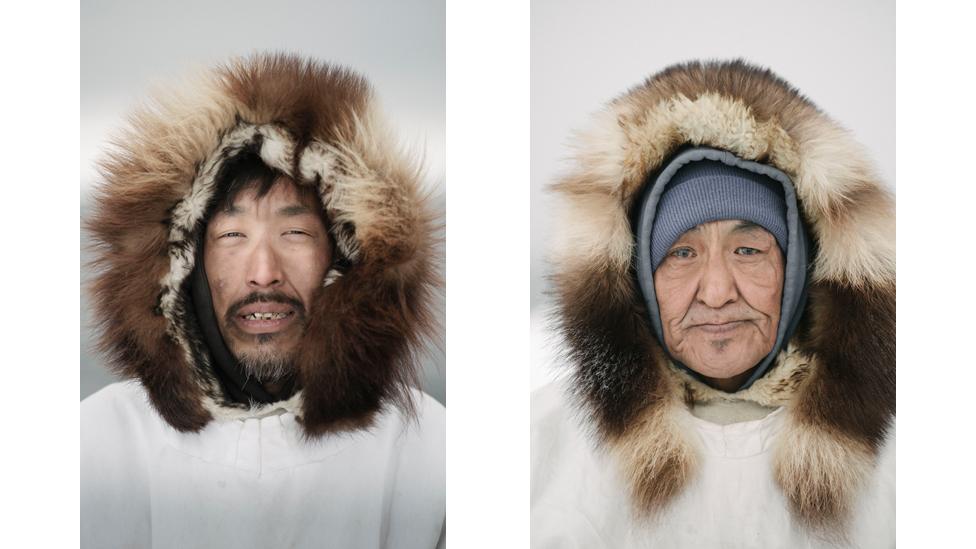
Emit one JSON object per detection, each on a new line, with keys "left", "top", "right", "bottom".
{"left": 277, "top": 204, "right": 315, "bottom": 217}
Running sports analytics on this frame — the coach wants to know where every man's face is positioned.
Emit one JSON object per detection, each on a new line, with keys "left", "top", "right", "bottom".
{"left": 653, "top": 219, "right": 784, "bottom": 390}
{"left": 204, "top": 177, "right": 332, "bottom": 381}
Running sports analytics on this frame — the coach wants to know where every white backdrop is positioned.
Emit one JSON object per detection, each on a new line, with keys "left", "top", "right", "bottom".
{"left": 5, "top": 2, "right": 976, "bottom": 547}
{"left": 530, "top": 0, "right": 895, "bottom": 390}
{"left": 81, "top": 0, "right": 446, "bottom": 404}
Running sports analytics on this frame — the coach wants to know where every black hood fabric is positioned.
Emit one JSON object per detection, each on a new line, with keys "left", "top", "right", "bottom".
{"left": 634, "top": 147, "right": 812, "bottom": 391}
{"left": 87, "top": 54, "right": 439, "bottom": 437}
{"left": 188, "top": 246, "right": 294, "bottom": 405}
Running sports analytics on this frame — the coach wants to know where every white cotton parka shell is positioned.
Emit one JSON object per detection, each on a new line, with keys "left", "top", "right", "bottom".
{"left": 531, "top": 383, "right": 894, "bottom": 548}
{"left": 83, "top": 54, "right": 444, "bottom": 548}
{"left": 533, "top": 59, "right": 895, "bottom": 546}
{"left": 82, "top": 382, "right": 446, "bottom": 549}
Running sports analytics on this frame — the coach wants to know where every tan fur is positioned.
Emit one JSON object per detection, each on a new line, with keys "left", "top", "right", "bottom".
{"left": 611, "top": 397, "right": 700, "bottom": 517}
{"left": 554, "top": 70, "right": 893, "bottom": 290}
{"left": 774, "top": 418, "right": 876, "bottom": 534}
{"left": 87, "top": 53, "right": 438, "bottom": 435}
{"left": 550, "top": 60, "right": 894, "bottom": 531}
{"left": 673, "top": 344, "right": 814, "bottom": 408}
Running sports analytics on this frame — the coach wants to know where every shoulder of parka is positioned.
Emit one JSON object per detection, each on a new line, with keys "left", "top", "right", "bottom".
{"left": 547, "top": 59, "right": 894, "bottom": 533}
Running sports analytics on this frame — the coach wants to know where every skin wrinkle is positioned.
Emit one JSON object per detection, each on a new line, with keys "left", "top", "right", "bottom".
{"left": 87, "top": 53, "right": 438, "bottom": 435}
{"left": 654, "top": 220, "right": 784, "bottom": 392}
{"left": 204, "top": 176, "right": 333, "bottom": 385}
{"left": 543, "top": 61, "right": 894, "bottom": 529}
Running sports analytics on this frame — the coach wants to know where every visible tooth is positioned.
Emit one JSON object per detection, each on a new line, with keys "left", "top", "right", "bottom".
{"left": 243, "top": 311, "right": 289, "bottom": 320}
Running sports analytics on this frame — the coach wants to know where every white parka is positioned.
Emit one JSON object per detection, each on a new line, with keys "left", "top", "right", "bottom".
{"left": 533, "top": 60, "right": 895, "bottom": 547}
{"left": 83, "top": 54, "right": 444, "bottom": 548}
{"left": 532, "top": 382, "right": 894, "bottom": 548}
{"left": 82, "top": 382, "right": 445, "bottom": 548}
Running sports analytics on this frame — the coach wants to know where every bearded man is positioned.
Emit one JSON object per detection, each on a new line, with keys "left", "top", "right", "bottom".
{"left": 532, "top": 60, "right": 895, "bottom": 548}
{"left": 81, "top": 54, "right": 444, "bottom": 549}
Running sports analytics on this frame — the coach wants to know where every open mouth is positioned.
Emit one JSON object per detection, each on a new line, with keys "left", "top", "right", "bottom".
{"left": 226, "top": 293, "right": 306, "bottom": 336}
{"left": 232, "top": 300, "right": 300, "bottom": 334}
{"left": 235, "top": 310, "right": 296, "bottom": 334}
{"left": 242, "top": 311, "right": 291, "bottom": 321}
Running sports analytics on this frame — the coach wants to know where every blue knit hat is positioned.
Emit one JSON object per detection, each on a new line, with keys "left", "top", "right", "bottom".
{"left": 650, "top": 160, "right": 788, "bottom": 270}
{"left": 635, "top": 147, "right": 811, "bottom": 392}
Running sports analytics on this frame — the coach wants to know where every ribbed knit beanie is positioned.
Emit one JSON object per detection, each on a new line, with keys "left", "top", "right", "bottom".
{"left": 650, "top": 160, "right": 788, "bottom": 270}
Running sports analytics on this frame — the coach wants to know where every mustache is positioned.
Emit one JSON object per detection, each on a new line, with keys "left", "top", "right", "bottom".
{"left": 225, "top": 291, "right": 307, "bottom": 322}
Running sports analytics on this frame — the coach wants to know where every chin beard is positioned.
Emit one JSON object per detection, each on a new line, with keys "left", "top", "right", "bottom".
{"left": 237, "top": 345, "right": 296, "bottom": 383}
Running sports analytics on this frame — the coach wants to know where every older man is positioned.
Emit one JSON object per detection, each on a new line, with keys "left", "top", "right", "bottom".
{"left": 82, "top": 54, "right": 444, "bottom": 549}
{"left": 532, "top": 61, "right": 895, "bottom": 548}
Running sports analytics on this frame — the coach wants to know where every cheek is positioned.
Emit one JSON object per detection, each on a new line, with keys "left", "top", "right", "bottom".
{"left": 285, "top": 249, "right": 331, "bottom": 298}
{"left": 737, "top": 262, "right": 784, "bottom": 317}
{"left": 204, "top": 250, "right": 240, "bottom": 307}
{"left": 207, "top": 274, "right": 230, "bottom": 308}
{"left": 654, "top": 273, "right": 696, "bottom": 329}
{"left": 211, "top": 277, "right": 229, "bottom": 297}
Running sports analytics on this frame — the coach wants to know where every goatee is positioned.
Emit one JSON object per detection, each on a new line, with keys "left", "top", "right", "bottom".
{"left": 238, "top": 341, "right": 296, "bottom": 382}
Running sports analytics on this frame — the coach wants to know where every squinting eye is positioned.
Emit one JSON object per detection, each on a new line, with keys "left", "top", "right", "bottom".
{"left": 219, "top": 231, "right": 245, "bottom": 239}
{"left": 735, "top": 247, "right": 760, "bottom": 256}
{"left": 284, "top": 230, "right": 312, "bottom": 237}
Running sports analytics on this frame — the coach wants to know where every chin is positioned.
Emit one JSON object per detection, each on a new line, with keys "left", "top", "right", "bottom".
{"left": 236, "top": 344, "right": 298, "bottom": 380}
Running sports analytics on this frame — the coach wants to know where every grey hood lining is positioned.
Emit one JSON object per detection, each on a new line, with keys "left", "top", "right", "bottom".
{"left": 635, "top": 147, "right": 810, "bottom": 392}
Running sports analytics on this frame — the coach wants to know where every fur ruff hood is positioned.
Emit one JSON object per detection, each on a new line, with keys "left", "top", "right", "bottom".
{"left": 549, "top": 60, "right": 894, "bottom": 531}
{"left": 87, "top": 53, "right": 438, "bottom": 437}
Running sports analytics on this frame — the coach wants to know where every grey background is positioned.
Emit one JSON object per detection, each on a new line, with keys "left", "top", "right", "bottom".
{"left": 81, "top": 0, "right": 446, "bottom": 405}
{"left": 530, "top": 0, "right": 895, "bottom": 389}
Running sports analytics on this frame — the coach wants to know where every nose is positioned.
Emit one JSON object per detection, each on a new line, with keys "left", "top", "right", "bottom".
{"left": 696, "top": 253, "right": 738, "bottom": 308}
{"left": 245, "top": 238, "right": 284, "bottom": 289}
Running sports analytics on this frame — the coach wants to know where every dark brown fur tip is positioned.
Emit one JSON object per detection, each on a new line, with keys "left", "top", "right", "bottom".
{"left": 549, "top": 59, "right": 894, "bottom": 530}
{"left": 86, "top": 52, "right": 437, "bottom": 437}
{"left": 551, "top": 261, "right": 669, "bottom": 440}
{"left": 795, "top": 281, "right": 896, "bottom": 450}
